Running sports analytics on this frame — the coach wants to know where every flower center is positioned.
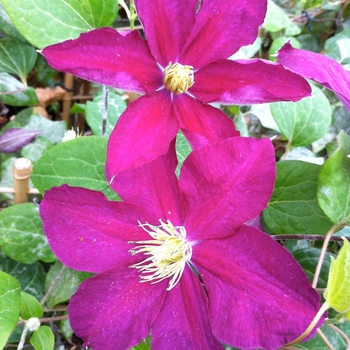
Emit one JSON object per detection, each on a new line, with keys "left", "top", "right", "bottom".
{"left": 163, "top": 62, "right": 194, "bottom": 94}
{"left": 128, "top": 220, "right": 192, "bottom": 290}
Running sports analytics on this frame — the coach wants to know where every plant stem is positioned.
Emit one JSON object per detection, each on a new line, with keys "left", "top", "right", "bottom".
{"left": 312, "top": 224, "right": 343, "bottom": 288}
{"left": 328, "top": 324, "right": 350, "bottom": 350}
{"left": 17, "top": 315, "right": 68, "bottom": 326}
{"left": 285, "top": 301, "right": 329, "bottom": 346}
{"left": 102, "top": 84, "right": 108, "bottom": 137}
{"left": 129, "top": 0, "right": 136, "bottom": 30}
{"left": 40, "top": 264, "right": 67, "bottom": 306}
{"left": 272, "top": 234, "right": 349, "bottom": 242}
{"left": 17, "top": 324, "right": 29, "bottom": 350}
{"left": 317, "top": 328, "right": 336, "bottom": 350}
{"left": 283, "top": 140, "right": 292, "bottom": 160}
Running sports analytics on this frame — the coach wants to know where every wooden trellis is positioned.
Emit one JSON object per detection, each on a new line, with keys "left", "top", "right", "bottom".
{"left": 0, "top": 158, "right": 39, "bottom": 204}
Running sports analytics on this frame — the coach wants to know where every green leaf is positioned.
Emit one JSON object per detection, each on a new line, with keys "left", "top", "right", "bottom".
{"left": 293, "top": 248, "right": 334, "bottom": 288}
{"left": 2, "top": 0, "right": 119, "bottom": 48}
{"left": 263, "top": 161, "right": 333, "bottom": 234}
{"left": 77, "top": 271, "right": 95, "bottom": 282}
{"left": 30, "top": 325, "right": 54, "bottom": 350}
{"left": 318, "top": 131, "right": 350, "bottom": 225}
{"left": 250, "top": 104, "right": 280, "bottom": 132}
{"left": 21, "top": 136, "right": 53, "bottom": 163}
{"left": 0, "top": 156, "right": 15, "bottom": 201}
{"left": 264, "top": 0, "right": 301, "bottom": 35}
{"left": 31, "top": 136, "right": 119, "bottom": 200}
{"left": 130, "top": 336, "right": 151, "bottom": 350}
{"left": 21, "top": 292, "right": 43, "bottom": 320}
{"left": 324, "top": 238, "right": 350, "bottom": 312}
{"left": 269, "top": 36, "right": 300, "bottom": 60}
{"left": 0, "top": 72, "right": 38, "bottom": 106}
{"left": 296, "top": 322, "right": 350, "bottom": 349}
{"left": 175, "top": 131, "right": 191, "bottom": 177}
{"left": 85, "top": 92, "right": 126, "bottom": 136}
{"left": 283, "top": 146, "right": 324, "bottom": 164}
{"left": 233, "top": 110, "right": 248, "bottom": 137}
{"left": 325, "top": 28, "right": 350, "bottom": 69}
{"left": 44, "top": 261, "right": 80, "bottom": 308}
{"left": 0, "top": 271, "right": 21, "bottom": 349}
{"left": 0, "top": 37, "right": 37, "bottom": 82}
{"left": 0, "top": 252, "right": 45, "bottom": 300}
{"left": 0, "top": 3, "right": 27, "bottom": 42}
{"left": 229, "top": 37, "right": 261, "bottom": 60}
{"left": 0, "top": 203, "right": 56, "bottom": 263}
{"left": 35, "top": 55, "right": 57, "bottom": 85}
{"left": 60, "top": 313, "right": 73, "bottom": 340}
{"left": 270, "top": 85, "right": 332, "bottom": 147}
{"left": 70, "top": 102, "right": 86, "bottom": 114}
{"left": 131, "top": 342, "right": 151, "bottom": 350}
{"left": 3, "top": 108, "right": 66, "bottom": 144}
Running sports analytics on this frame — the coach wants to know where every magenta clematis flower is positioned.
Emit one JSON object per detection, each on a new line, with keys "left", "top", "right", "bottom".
{"left": 42, "top": 0, "right": 312, "bottom": 175}
{"left": 40, "top": 137, "right": 323, "bottom": 350}
{"left": 278, "top": 42, "right": 350, "bottom": 110}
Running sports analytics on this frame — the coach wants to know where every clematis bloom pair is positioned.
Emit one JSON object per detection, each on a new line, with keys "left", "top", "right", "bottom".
{"left": 40, "top": 137, "right": 323, "bottom": 350}
{"left": 42, "top": 0, "right": 312, "bottom": 176}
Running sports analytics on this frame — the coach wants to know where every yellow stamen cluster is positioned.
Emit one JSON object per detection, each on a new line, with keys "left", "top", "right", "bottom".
{"left": 163, "top": 62, "right": 194, "bottom": 94}
{"left": 129, "top": 220, "right": 192, "bottom": 290}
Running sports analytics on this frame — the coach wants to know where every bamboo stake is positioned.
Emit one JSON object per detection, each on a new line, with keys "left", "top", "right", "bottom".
{"left": 12, "top": 158, "right": 32, "bottom": 204}
{"left": 61, "top": 73, "right": 74, "bottom": 126}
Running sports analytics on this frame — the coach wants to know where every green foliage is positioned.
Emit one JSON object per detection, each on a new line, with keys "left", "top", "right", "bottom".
{"left": 325, "top": 28, "right": 350, "bottom": 69}
{"left": 0, "top": 0, "right": 349, "bottom": 348}
{"left": 0, "top": 73, "right": 38, "bottom": 106}
{"left": 0, "top": 37, "right": 37, "bottom": 83}
{"left": 270, "top": 86, "right": 332, "bottom": 147}
{"left": 21, "top": 292, "right": 43, "bottom": 319}
{"left": 2, "top": 108, "right": 66, "bottom": 144}
{"left": 264, "top": 0, "right": 301, "bottom": 35}
{"left": 0, "top": 271, "right": 21, "bottom": 349}
{"left": 318, "top": 131, "right": 350, "bottom": 225}
{"left": 30, "top": 325, "right": 55, "bottom": 350}
{"left": 21, "top": 136, "right": 53, "bottom": 163}
{"left": 31, "top": 136, "right": 119, "bottom": 200}
{"left": 0, "top": 253, "right": 46, "bottom": 300}
{"left": 293, "top": 248, "right": 334, "bottom": 288}
{"left": 44, "top": 261, "right": 80, "bottom": 308}
{"left": 85, "top": 91, "right": 126, "bottom": 136}
{"left": 263, "top": 161, "right": 333, "bottom": 234}
{"left": 0, "top": 203, "right": 56, "bottom": 263}
{"left": 1, "top": 0, "right": 120, "bottom": 48}
{"left": 296, "top": 322, "right": 350, "bottom": 349}
{"left": 324, "top": 239, "right": 350, "bottom": 313}
{"left": 175, "top": 131, "right": 192, "bottom": 176}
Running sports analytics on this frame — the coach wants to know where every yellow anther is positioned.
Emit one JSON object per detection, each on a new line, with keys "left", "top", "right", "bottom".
{"left": 129, "top": 220, "right": 192, "bottom": 290}
{"left": 163, "top": 62, "right": 194, "bottom": 94}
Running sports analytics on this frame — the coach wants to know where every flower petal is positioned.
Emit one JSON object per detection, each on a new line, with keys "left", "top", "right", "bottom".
{"left": 0, "top": 128, "right": 41, "bottom": 153}
{"left": 134, "top": 0, "right": 198, "bottom": 67}
{"left": 179, "top": 0, "right": 267, "bottom": 68}
{"left": 278, "top": 42, "right": 350, "bottom": 110}
{"left": 192, "top": 225, "right": 323, "bottom": 350}
{"left": 173, "top": 94, "right": 239, "bottom": 149}
{"left": 106, "top": 90, "right": 179, "bottom": 177}
{"left": 180, "top": 137, "right": 275, "bottom": 240}
{"left": 110, "top": 140, "right": 185, "bottom": 225}
{"left": 152, "top": 268, "right": 224, "bottom": 350}
{"left": 40, "top": 185, "right": 153, "bottom": 272}
{"left": 69, "top": 266, "right": 167, "bottom": 350}
{"left": 42, "top": 28, "right": 162, "bottom": 94}
{"left": 191, "top": 58, "right": 311, "bottom": 104}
